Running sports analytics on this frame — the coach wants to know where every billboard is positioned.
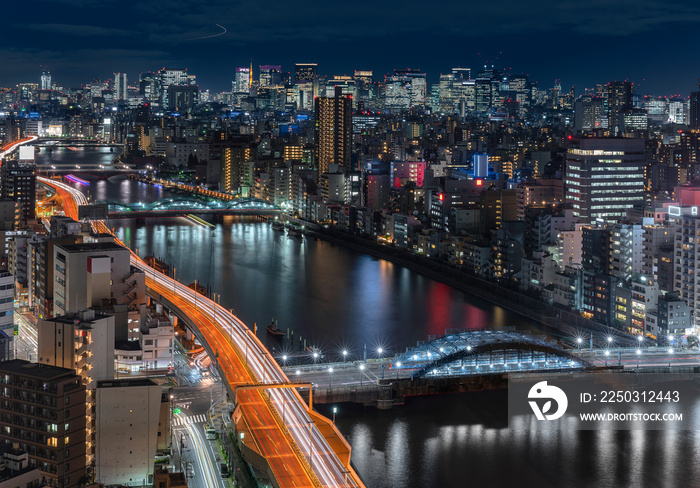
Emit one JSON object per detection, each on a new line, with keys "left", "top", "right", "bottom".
{"left": 18, "top": 146, "right": 35, "bottom": 161}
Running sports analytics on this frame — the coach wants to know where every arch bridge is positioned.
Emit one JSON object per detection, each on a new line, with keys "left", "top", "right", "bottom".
{"left": 392, "top": 328, "right": 593, "bottom": 378}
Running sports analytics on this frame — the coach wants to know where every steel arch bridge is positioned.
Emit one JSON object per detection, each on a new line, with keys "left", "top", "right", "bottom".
{"left": 392, "top": 328, "right": 593, "bottom": 378}
{"left": 100, "top": 197, "right": 280, "bottom": 213}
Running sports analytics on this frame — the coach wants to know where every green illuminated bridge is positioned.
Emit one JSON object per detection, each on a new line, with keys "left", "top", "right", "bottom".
{"left": 101, "top": 197, "right": 282, "bottom": 218}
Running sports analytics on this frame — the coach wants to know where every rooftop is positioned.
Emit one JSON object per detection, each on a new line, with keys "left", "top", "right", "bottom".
{"left": 56, "top": 241, "right": 126, "bottom": 253}
{"left": 0, "top": 359, "right": 78, "bottom": 381}
{"left": 97, "top": 378, "right": 157, "bottom": 389}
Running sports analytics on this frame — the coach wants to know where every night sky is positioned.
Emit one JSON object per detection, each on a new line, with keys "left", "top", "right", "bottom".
{"left": 3, "top": 0, "right": 700, "bottom": 95}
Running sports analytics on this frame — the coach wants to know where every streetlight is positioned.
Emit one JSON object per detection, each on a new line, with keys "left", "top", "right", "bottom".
{"left": 328, "top": 367, "right": 334, "bottom": 388}
{"left": 607, "top": 336, "right": 613, "bottom": 345}
{"left": 312, "top": 351, "right": 319, "bottom": 362}
{"left": 636, "top": 349, "right": 641, "bottom": 369}
{"left": 637, "top": 335, "right": 644, "bottom": 348}
{"left": 359, "top": 364, "right": 365, "bottom": 386}
{"left": 668, "top": 348, "right": 674, "bottom": 368}
{"left": 576, "top": 337, "right": 583, "bottom": 350}
{"left": 332, "top": 406, "right": 337, "bottom": 424}
{"left": 669, "top": 335, "right": 675, "bottom": 346}
{"left": 342, "top": 350, "right": 348, "bottom": 362}
{"left": 604, "top": 349, "right": 610, "bottom": 367}
{"left": 395, "top": 361, "right": 402, "bottom": 379}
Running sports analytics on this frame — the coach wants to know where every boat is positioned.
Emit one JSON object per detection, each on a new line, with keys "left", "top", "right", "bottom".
{"left": 287, "top": 227, "right": 302, "bottom": 237}
{"left": 266, "top": 320, "right": 285, "bottom": 337}
{"left": 271, "top": 221, "right": 285, "bottom": 231}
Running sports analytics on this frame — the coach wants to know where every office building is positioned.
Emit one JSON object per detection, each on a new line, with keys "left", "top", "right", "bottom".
{"left": 113, "top": 73, "right": 127, "bottom": 101}
{"left": 690, "top": 85, "right": 700, "bottom": 130}
{"left": 259, "top": 65, "right": 281, "bottom": 88}
{"left": 40, "top": 70, "right": 51, "bottom": 91}
{"left": 565, "top": 138, "right": 645, "bottom": 223}
{"left": 0, "top": 360, "right": 86, "bottom": 487}
{"left": 315, "top": 87, "right": 353, "bottom": 174}
{"left": 158, "top": 69, "right": 188, "bottom": 108}
{"left": 233, "top": 67, "right": 251, "bottom": 93}
{"left": 607, "top": 81, "right": 633, "bottom": 134}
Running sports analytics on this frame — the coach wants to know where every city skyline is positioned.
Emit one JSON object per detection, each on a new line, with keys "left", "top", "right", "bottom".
{"left": 3, "top": 0, "right": 700, "bottom": 95}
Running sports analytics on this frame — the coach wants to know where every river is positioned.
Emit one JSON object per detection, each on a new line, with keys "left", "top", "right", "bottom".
{"left": 35, "top": 147, "right": 700, "bottom": 488}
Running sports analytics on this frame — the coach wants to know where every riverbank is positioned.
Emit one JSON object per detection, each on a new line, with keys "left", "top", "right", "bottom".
{"left": 303, "top": 226, "right": 632, "bottom": 344}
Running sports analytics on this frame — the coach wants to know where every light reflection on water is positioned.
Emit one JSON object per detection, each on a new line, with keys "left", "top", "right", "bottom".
{"left": 52, "top": 155, "right": 700, "bottom": 488}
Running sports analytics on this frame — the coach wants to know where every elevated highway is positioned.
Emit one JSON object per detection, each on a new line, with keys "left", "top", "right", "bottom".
{"left": 38, "top": 175, "right": 365, "bottom": 488}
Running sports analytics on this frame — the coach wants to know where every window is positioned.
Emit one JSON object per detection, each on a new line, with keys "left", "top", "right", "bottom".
{"left": 64, "top": 436, "right": 69, "bottom": 444}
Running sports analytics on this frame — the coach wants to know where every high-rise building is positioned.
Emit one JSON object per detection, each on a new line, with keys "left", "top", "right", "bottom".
{"left": 0, "top": 359, "right": 87, "bottom": 487}
{"left": 259, "top": 65, "right": 281, "bottom": 88}
{"left": 565, "top": 138, "right": 645, "bottom": 223}
{"left": 1, "top": 161, "right": 36, "bottom": 223}
{"left": 690, "top": 85, "right": 700, "bottom": 130}
{"left": 294, "top": 63, "right": 317, "bottom": 84}
{"left": 607, "top": 81, "right": 633, "bottom": 134}
{"left": 113, "top": 72, "right": 127, "bottom": 101}
{"left": 385, "top": 69, "right": 426, "bottom": 110}
{"left": 166, "top": 85, "right": 198, "bottom": 112}
{"left": 40, "top": 69, "right": 51, "bottom": 91}
{"left": 315, "top": 87, "right": 353, "bottom": 174}
{"left": 574, "top": 96, "right": 605, "bottom": 132}
{"left": 158, "top": 68, "right": 188, "bottom": 108}
{"left": 233, "top": 67, "right": 251, "bottom": 93}
{"left": 139, "top": 72, "right": 160, "bottom": 103}
{"left": 294, "top": 63, "right": 318, "bottom": 110}
{"left": 353, "top": 70, "right": 373, "bottom": 108}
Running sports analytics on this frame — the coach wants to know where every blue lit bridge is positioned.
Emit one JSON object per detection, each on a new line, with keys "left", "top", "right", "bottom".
{"left": 100, "top": 197, "right": 282, "bottom": 218}
{"left": 283, "top": 328, "right": 594, "bottom": 408}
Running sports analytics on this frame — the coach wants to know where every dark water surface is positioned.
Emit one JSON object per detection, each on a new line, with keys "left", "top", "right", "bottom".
{"left": 43, "top": 149, "right": 700, "bottom": 488}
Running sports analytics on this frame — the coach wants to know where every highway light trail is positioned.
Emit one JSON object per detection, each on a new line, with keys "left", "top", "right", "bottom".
{"left": 38, "top": 175, "right": 364, "bottom": 488}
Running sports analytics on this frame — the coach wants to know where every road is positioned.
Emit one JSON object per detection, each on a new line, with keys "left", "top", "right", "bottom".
{"left": 39, "top": 175, "right": 365, "bottom": 488}
{"left": 172, "top": 385, "right": 229, "bottom": 488}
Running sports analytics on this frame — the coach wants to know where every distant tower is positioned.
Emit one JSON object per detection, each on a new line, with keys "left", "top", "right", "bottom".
{"left": 113, "top": 72, "right": 128, "bottom": 100}
{"left": 607, "top": 81, "right": 633, "bottom": 135}
{"left": 41, "top": 68, "right": 51, "bottom": 90}
{"left": 690, "top": 81, "right": 700, "bottom": 130}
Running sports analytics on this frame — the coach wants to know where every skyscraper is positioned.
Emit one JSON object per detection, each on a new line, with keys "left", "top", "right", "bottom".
{"left": 259, "top": 65, "right": 281, "bottom": 88}
{"left": 690, "top": 84, "right": 700, "bottom": 130}
{"left": 607, "top": 81, "right": 633, "bottom": 135}
{"left": 234, "top": 67, "right": 251, "bottom": 93}
{"left": 295, "top": 63, "right": 318, "bottom": 110}
{"left": 158, "top": 68, "right": 188, "bottom": 107}
{"left": 113, "top": 72, "right": 127, "bottom": 101}
{"left": 315, "top": 86, "right": 353, "bottom": 174}
{"left": 565, "top": 138, "right": 645, "bottom": 223}
{"left": 40, "top": 69, "right": 51, "bottom": 90}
